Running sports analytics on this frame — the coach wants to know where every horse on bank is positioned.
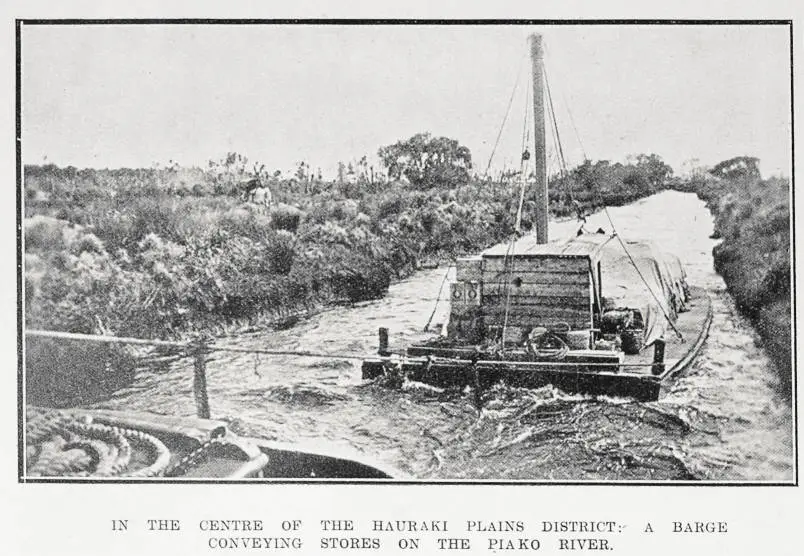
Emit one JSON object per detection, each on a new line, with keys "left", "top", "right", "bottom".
{"left": 250, "top": 186, "right": 273, "bottom": 212}
{"left": 239, "top": 178, "right": 273, "bottom": 212}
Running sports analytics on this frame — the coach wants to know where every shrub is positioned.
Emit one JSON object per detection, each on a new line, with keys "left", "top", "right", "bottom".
{"left": 219, "top": 206, "right": 274, "bottom": 241}
{"left": 270, "top": 203, "right": 303, "bottom": 233}
{"left": 24, "top": 155, "right": 677, "bottom": 348}
{"left": 71, "top": 232, "right": 106, "bottom": 255}
{"left": 325, "top": 248, "right": 392, "bottom": 302}
{"left": 192, "top": 182, "right": 212, "bottom": 196}
{"left": 681, "top": 166, "right": 792, "bottom": 391}
{"left": 129, "top": 196, "right": 183, "bottom": 244}
{"left": 24, "top": 215, "right": 70, "bottom": 251}
{"left": 376, "top": 194, "right": 406, "bottom": 219}
{"left": 266, "top": 230, "right": 296, "bottom": 275}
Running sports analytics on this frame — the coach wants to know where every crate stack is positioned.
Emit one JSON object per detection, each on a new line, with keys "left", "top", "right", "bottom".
{"left": 447, "top": 256, "right": 484, "bottom": 342}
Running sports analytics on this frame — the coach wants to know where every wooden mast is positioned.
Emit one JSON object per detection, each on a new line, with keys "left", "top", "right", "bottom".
{"left": 530, "top": 33, "right": 548, "bottom": 244}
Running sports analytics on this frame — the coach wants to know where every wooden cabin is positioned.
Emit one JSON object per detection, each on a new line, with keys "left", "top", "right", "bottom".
{"left": 449, "top": 234, "right": 612, "bottom": 348}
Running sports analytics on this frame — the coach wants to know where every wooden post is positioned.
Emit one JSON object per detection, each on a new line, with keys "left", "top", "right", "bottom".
{"left": 192, "top": 340, "right": 211, "bottom": 419}
{"left": 652, "top": 339, "right": 666, "bottom": 376}
{"left": 378, "top": 327, "right": 389, "bottom": 356}
{"left": 598, "top": 261, "right": 603, "bottom": 302}
{"left": 530, "top": 33, "right": 548, "bottom": 244}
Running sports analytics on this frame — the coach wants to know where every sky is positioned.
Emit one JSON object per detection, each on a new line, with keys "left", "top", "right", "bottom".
{"left": 21, "top": 24, "right": 792, "bottom": 178}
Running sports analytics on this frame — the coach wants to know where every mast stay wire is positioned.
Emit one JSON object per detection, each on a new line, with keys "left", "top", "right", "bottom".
{"left": 484, "top": 51, "right": 528, "bottom": 178}
{"left": 477, "top": 40, "right": 681, "bottom": 344}
{"left": 542, "top": 51, "right": 682, "bottom": 341}
{"left": 544, "top": 62, "right": 584, "bottom": 223}
{"left": 543, "top": 42, "right": 588, "bottom": 161}
{"left": 423, "top": 264, "right": 453, "bottom": 332}
{"left": 600, "top": 202, "right": 685, "bottom": 341}
{"left": 501, "top": 82, "right": 534, "bottom": 348}
{"left": 513, "top": 80, "right": 531, "bottom": 233}
{"left": 543, "top": 65, "right": 569, "bottom": 178}
{"left": 426, "top": 51, "right": 526, "bottom": 333}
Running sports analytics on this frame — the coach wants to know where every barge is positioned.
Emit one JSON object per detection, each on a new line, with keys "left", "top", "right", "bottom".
{"left": 361, "top": 34, "right": 712, "bottom": 401}
{"left": 362, "top": 233, "right": 712, "bottom": 401}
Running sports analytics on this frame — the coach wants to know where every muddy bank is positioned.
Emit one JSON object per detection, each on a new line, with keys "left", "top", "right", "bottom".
{"left": 676, "top": 174, "right": 791, "bottom": 393}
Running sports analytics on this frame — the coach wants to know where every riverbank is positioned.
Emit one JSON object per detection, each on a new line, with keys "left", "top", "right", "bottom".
{"left": 23, "top": 155, "right": 673, "bottom": 405}
{"left": 675, "top": 174, "right": 791, "bottom": 393}
{"left": 24, "top": 156, "right": 671, "bottom": 338}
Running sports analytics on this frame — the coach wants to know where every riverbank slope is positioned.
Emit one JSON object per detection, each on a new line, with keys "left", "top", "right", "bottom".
{"left": 676, "top": 173, "right": 791, "bottom": 392}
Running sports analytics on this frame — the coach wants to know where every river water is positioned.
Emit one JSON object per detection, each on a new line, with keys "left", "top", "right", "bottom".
{"left": 98, "top": 191, "right": 794, "bottom": 481}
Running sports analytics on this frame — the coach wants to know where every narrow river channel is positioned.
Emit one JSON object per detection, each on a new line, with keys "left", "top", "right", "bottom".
{"left": 97, "top": 191, "right": 794, "bottom": 481}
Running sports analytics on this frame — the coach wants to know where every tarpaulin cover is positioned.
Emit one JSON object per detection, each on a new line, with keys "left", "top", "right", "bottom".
{"left": 592, "top": 236, "right": 688, "bottom": 346}
{"left": 483, "top": 233, "right": 688, "bottom": 347}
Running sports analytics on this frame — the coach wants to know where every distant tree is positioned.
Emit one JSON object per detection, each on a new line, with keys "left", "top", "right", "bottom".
{"left": 570, "top": 159, "right": 616, "bottom": 192}
{"left": 337, "top": 161, "right": 346, "bottom": 184}
{"left": 295, "top": 161, "right": 308, "bottom": 182}
{"left": 295, "top": 161, "right": 310, "bottom": 193}
{"left": 357, "top": 155, "right": 369, "bottom": 185}
{"left": 378, "top": 132, "right": 472, "bottom": 189}
{"left": 621, "top": 169, "right": 650, "bottom": 194}
{"left": 632, "top": 153, "right": 673, "bottom": 190}
{"left": 709, "top": 156, "right": 761, "bottom": 180}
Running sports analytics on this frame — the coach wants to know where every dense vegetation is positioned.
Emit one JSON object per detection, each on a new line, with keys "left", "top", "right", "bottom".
{"left": 24, "top": 139, "right": 683, "bottom": 406}
{"left": 24, "top": 141, "right": 675, "bottom": 343}
{"left": 676, "top": 156, "right": 792, "bottom": 392}
{"left": 24, "top": 139, "right": 794, "bottom": 406}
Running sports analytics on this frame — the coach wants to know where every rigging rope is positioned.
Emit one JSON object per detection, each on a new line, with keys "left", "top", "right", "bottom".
{"left": 513, "top": 82, "right": 531, "bottom": 233}
{"left": 546, "top": 61, "right": 582, "bottom": 212}
{"left": 502, "top": 85, "right": 535, "bottom": 347}
{"left": 541, "top": 55, "right": 682, "bottom": 341}
{"left": 484, "top": 52, "right": 527, "bottom": 177}
{"left": 543, "top": 43, "right": 588, "bottom": 161}
{"left": 423, "top": 265, "right": 453, "bottom": 331}
{"left": 544, "top": 63, "right": 583, "bottom": 221}
{"left": 614, "top": 233, "right": 684, "bottom": 342}
{"left": 25, "top": 329, "right": 367, "bottom": 360}
{"left": 544, "top": 65, "right": 569, "bottom": 177}
{"left": 562, "top": 89, "right": 588, "bottom": 162}
{"left": 595, "top": 196, "right": 684, "bottom": 341}
{"left": 26, "top": 407, "right": 171, "bottom": 477}
{"left": 499, "top": 235, "right": 518, "bottom": 349}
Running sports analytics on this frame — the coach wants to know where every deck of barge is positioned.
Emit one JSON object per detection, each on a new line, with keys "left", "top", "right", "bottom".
{"left": 362, "top": 287, "right": 712, "bottom": 401}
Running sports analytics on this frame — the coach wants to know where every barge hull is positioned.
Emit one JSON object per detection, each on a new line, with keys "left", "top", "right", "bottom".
{"left": 362, "top": 358, "right": 662, "bottom": 401}
{"left": 361, "top": 287, "right": 712, "bottom": 402}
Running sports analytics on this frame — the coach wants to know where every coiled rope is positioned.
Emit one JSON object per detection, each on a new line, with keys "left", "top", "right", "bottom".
{"left": 525, "top": 329, "right": 570, "bottom": 360}
{"left": 26, "top": 407, "right": 171, "bottom": 478}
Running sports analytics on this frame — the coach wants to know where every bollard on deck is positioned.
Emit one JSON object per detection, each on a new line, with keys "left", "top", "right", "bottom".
{"left": 652, "top": 339, "right": 666, "bottom": 376}
{"left": 378, "top": 327, "right": 389, "bottom": 356}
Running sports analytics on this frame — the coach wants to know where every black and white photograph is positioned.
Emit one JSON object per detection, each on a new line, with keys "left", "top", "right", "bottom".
{"left": 18, "top": 21, "right": 794, "bottom": 483}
